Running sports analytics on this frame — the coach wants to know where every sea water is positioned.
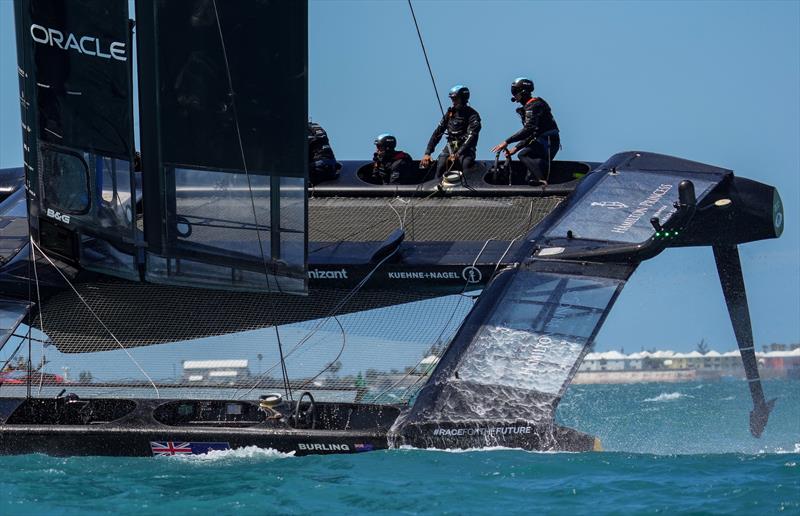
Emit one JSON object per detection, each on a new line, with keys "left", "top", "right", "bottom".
{"left": 1, "top": 379, "right": 797, "bottom": 514}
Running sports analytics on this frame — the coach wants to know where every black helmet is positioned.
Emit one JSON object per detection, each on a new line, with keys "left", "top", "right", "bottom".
{"left": 374, "top": 133, "right": 397, "bottom": 151}
{"left": 510, "top": 77, "right": 534, "bottom": 102}
{"left": 448, "top": 84, "right": 470, "bottom": 103}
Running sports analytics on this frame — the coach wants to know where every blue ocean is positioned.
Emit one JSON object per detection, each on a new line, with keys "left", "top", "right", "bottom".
{"left": 2, "top": 380, "right": 797, "bottom": 515}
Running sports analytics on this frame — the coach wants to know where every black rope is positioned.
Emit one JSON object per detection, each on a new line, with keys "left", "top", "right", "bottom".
{"left": 407, "top": 0, "right": 445, "bottom": 119}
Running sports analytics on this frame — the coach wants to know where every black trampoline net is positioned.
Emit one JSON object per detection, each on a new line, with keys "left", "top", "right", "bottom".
{"left": 2, "top": 277, "right": 475, "bottom": 404}
{"left": 308, "top": 196, "right": 562, "bottom": 244}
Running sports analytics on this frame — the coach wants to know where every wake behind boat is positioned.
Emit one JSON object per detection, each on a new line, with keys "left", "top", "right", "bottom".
{"left": 0, "top": 0, "right": 784, "bottom": 456}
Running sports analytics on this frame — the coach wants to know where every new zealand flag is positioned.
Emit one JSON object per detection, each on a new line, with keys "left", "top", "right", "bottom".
{"left": 150, "top": 441, "right": 230, "bottom": 456}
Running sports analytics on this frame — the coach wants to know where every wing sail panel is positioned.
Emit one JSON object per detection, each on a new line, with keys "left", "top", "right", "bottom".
{"left": 136, "top": 0, "right": 308, "bottom": 294}
{"left": 456, "top": 270, "right": 623, "bottom": 401}
{"left": 14, "top": 0, "right": 309, "bottom": 293}
{"left": 395, "top": 262, "right": 631, "bottom": 430}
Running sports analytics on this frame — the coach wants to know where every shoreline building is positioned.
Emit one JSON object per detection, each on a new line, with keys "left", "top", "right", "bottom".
{"left": 577, "top": 347, "right": 800, "bottom": 383}
{"left": 182, "top": 359, "right": 251, "bottom": 385}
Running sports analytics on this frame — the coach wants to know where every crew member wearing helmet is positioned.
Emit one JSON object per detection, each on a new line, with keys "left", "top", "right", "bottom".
{"left": 372, "top": 133, "right": 414, "bottom": 184}
{"left": 308, "top": 120, "right": 341, "bottom": 185}
{"left": 420, "top": 85, "right": 482, "bottom": 178}
{"left": 491, "top": 78, "right": 560, "bottom": 186}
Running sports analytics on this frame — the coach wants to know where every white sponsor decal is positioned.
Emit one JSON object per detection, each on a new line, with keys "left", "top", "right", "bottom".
{"left": 308, "top": 268, "right": 348, "bottom": 279}
{"left": 461, "top": 266, "right": 482, "bottom": 284}
{"left": 388, "top": 271, "right": 460, "bottom": 280}
{"left": 611, "top": 183, "right": 674, "bottom": 235}
{"left": 30, "top": 24, "right": 127, "bottom": 62}
{"left": 46, "top": 208, "right": 70, "bottom": 224}
{"left": 590, "top": 201, "right": 628, "bottom": 209}
{"left": 298, "top": 443, "right": 350, "bottom": 451}
{"left": 432, "top": 426, "right": 533, "bottom": 437}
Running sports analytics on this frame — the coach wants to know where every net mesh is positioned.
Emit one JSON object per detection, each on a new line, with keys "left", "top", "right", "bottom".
{"left": 309, "top": 196, "right": 563, "bottom": 244}
{"left": 3, "top": 282, "right": 473, "bottom": 404}
{"left": 31, "top": 282, "right": 441, "bottom": 352}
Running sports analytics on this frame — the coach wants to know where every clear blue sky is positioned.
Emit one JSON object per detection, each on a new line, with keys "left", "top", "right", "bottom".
{"left": 1, "top": 0, "right": 798, "bottom": 354}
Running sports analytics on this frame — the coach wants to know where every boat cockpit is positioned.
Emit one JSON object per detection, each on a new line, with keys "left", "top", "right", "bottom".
{"left": 313, "top": 158, "right": 597, "bottom": 196}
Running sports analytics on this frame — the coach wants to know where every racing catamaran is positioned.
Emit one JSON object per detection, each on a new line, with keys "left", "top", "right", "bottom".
{"left": 0, "top": 0, "right": 784, "bottom": 456}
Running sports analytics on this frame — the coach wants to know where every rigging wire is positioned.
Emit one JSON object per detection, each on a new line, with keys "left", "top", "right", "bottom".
{"left": 10, "top": 333, "right": 49, "bottom": 344}
{"left": 211, "top": 0, "right": 293, "bottom": 401}
{"left": 373, "top": 206, "right": 539, "bottom": 403}
{"left": 407, "top": 0, "right": 459, "bottom": 160}
{"left": 407, "top": 0, "right": 445, "bottom": 119}
{"left": 30, "top": 239, "right": 160, "bottom": 398}
{"left": 296, "top": 315, "right": 346, "bottom": 390}
{"left": 235, "top": 244, "right": 403, "bottom": 400}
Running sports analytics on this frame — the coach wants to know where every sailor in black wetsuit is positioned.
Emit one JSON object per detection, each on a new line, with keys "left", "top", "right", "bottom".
{"left": 491, "top": 78, "right": 560, "bottom": 185}
{"left": 420, "top": 85, "right": 481, "bottom": 178}
{"left": 372, "top": 134, "right": 415, "bottom": 184}
{"left": 308, "top": 121, "right": 340, "bottom": 185}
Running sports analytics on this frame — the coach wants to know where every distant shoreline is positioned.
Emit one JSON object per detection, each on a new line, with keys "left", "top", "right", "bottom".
{"left": 573, "top": 368, "right": 798, "bottom": 384}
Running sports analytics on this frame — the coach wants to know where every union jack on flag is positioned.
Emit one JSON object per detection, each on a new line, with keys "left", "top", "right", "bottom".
{"left": 150, "top": 441, "right": 193, "bottom": 456}
{"left": 150, "top": 441, "right": 231, "bottom": 456}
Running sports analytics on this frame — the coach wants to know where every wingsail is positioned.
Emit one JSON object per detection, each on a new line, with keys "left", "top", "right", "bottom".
{"left": 15, "top": 0, "right": 309, "bottom": 294}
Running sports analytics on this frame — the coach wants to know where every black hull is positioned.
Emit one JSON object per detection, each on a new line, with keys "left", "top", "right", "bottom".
{"left": 393, "top": 421, "right": 598, "bottom": 452}
{"left": 0, "top": 426, "right": 388, "bottom": 457}
{"left": 0, "top": 397, "right": 597, "bottom": 457}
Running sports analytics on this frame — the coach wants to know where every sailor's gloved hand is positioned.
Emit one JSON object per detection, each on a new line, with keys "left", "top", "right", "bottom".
{"left": 491, "top": 141, "right": 508, "bottom": 154}
{"left": 420, "top": 154, "right": 432, "bottom": 168}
